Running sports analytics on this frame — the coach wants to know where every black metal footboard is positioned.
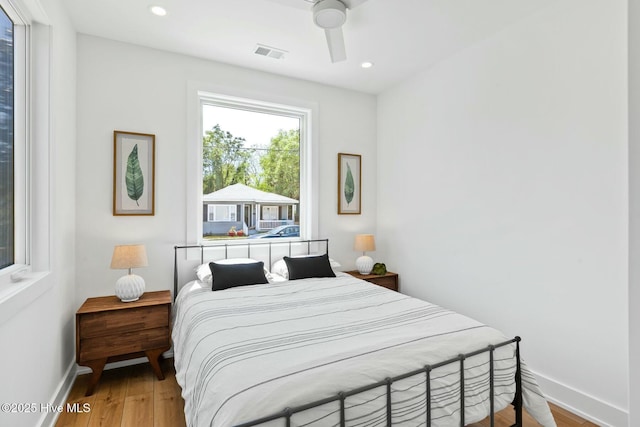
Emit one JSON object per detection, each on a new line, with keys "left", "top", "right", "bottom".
{"left": 233, "top": 337, "right": 523, "bottom": 427}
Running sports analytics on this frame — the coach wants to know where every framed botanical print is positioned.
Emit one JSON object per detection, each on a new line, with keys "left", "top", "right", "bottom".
{"left": 338, "top": 153, "right": 361, "bottom": 215}
{"left": 113, "top": 130, "right": 155, "bottom": 216}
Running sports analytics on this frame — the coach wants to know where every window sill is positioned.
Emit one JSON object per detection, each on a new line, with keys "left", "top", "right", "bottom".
{"left": 0, "top": 271, "right": 51, "bottom": 325}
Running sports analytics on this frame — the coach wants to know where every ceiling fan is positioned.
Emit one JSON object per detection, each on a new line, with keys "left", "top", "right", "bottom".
{"left": 312, "top": 0, "right": 369, "bottom": 63}
{"left": 267, "top": 0, "right": 370, "bottom": 63}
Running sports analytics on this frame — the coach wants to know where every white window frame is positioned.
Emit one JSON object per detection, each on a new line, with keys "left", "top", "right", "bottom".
{"left": 262, "top": 206, "right": 278, "bottom": 221}
{"left": 0, "top": 0, "right": 52, "bottom": 322}
{"left": 0, "top": 0, "right": 28, "bottom": 284}
{"left": 207, "top": 204, "right": 236, "bottom": 222}
{"left": 186, "top": 84, "right": 319, "bottom": 244}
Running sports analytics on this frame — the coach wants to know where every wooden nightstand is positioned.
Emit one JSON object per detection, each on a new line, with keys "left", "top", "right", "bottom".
{"left": 346, "top": 271, "right": 399, "bottom": 292}
{"left": 76, "top": 290, "right": 171, "bottom": 396}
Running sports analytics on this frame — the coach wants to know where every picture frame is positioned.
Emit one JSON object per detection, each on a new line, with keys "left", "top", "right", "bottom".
{"left": 338, "top": 153, "right": 361, "bottom": 215}
{"left": 113, "top": 130, "right": 155, "bottom": 216}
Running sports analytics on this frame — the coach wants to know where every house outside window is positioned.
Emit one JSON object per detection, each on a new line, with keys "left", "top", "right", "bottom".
{"left": 187, "top": 88, "right": 317, "bottom": 243}
{"left": 198, "top": 94, "right": 311, "bottom": 240}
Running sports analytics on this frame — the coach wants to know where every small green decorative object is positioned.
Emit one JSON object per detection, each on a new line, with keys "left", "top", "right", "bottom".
{"left": 372, "top": 263, "right": 387, "bottom": 275}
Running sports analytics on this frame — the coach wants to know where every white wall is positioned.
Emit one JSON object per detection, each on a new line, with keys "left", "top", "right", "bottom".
{"left": 377, "top": 1, "right": 628, "bottom": 425}
{"left": 628, "top": 1, "right": 639, "bottom": 425}
{"left": 0, "top": 0, "right": 77, "bottom": 426}
{"left": 74, "top": 35, "right": 377, "bottom": 306}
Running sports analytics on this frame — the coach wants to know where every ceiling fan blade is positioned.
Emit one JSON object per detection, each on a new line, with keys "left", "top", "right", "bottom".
{"left": 324, "top": 27, "right": 346, "bottom": 62}
{"left": 341, "top": 0, "right": 369, "bottom": 9}
{"left": 262, "top": 0, "right": 311, "bottom": 10}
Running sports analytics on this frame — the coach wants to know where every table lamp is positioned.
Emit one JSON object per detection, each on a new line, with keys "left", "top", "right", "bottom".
{"left": 354, "top": 234, "right": 376, "bottom": 275}
{"left": 110, "top": 244, "right": 148, "bottom": 302}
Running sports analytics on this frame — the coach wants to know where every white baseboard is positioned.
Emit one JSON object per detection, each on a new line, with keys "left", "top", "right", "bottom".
{"left": 39, "top": 350, "right": 174, "bottom": 427}
{"left": 37, "top": 359, "right": 77, "bottom": 427}
{"left": 533, "top": 370, "right": 629, "bottom": 427}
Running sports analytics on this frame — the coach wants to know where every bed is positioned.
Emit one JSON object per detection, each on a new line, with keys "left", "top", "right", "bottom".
{"left": 172, "top": 241, "right": 556, "bottom": 427}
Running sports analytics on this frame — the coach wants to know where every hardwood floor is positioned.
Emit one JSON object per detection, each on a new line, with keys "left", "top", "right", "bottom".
{"left": 55, "top": 359, "right": 597, "bottom": 427}
{"left": 55, "top": 359, "right": 185, "bottom": 427}
{"left": 466, "top": 403, "right": 599, "bottom": 427}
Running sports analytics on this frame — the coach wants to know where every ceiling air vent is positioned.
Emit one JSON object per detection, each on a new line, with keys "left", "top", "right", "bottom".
{"left": 254, "top": 44, "right": 288, "bottom": 60}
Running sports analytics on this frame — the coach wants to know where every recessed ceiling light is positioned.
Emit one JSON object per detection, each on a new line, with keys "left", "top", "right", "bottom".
{"left": 150, "top": 5, "right": 167, "bottom": 16}
{"left": 361, "top": 61, "right": 374, "bottom": 69}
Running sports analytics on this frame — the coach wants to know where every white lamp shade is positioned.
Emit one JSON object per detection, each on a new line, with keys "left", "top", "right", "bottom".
{"left": 115, "top": 274, "right": 145, "bottom": 302}
{"left": 354, "top": 234, "right": 376, "bottom": 252}
{"left": 110, "top": 244, "right": 148, "bottom": 269}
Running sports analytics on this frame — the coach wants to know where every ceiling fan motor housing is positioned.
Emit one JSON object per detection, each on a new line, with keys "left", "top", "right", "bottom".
{"left": 313, "top": 0, "right": 347, "bottom": 29}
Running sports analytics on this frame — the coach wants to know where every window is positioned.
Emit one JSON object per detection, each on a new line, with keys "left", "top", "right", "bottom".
{"left": 199, "top": 93, "right": 310, "bottom": 241}
{"left": 187, "top": 88, "right": 317, "bottom": 244}
{"left": 0, "top": 5, "right": 14, "bottom": 270}
{"left": 0, "top": 1, "right": 52, "bottom": 313}
{"left": 0, "top": 0, "right": 26, "bottom": 276}
{"left": 262, "top": 206, "right": 278, "bottom": 221}
{"left": 207, "top": 204, "right": 237, "bottom": 222}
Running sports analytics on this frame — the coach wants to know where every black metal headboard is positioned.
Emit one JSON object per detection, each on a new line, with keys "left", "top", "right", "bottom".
{"left": 173, "top": 239, "right": 329, "bottom": 299}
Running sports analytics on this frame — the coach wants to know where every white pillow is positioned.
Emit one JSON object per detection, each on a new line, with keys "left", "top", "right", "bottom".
{"left": 196, "top": 258, "right": 272, "bottom": 284}
{"left": 268, "top": 272, "right": 287, "bottom": 283}
{"left": 271, "top": 254, "right": 341, "bottom": 280}
{"left": 270, "top": 259, "right": 289, "bottom": 279}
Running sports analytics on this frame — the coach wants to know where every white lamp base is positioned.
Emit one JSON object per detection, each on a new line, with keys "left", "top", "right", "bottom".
{"left": 115, "top": 274, "right": 146, "bottom": 302}
{"left": 356, "top": 255, "right": 374, "bottom": 275}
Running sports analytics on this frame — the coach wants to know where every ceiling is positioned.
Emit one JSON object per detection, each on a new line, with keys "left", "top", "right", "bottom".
{"left": 60, "top": 0, "right": 557, "bottom": 94}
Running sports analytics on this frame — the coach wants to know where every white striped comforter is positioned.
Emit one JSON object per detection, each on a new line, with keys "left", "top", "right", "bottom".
{"left": 173, "top": 273, "right": 556, "bottom": 427}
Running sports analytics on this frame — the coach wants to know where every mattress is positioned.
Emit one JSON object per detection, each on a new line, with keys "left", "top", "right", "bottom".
{"left": 172, "top": 273, "right": 556, "bottom": 427}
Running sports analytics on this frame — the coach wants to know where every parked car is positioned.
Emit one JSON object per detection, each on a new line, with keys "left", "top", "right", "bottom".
{"left": 249, "top": 225, "right": 299, "bottom": 239}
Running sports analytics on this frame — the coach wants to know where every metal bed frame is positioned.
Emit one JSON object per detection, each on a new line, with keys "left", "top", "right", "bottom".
{"left": 172, "top": 239, "right": 523, "bottom": 427}
{"left": 234, "top": 337, "right": 523, "bottom": 427}
{"left": 173, "top": 238, "right": 330, "bottom": 298}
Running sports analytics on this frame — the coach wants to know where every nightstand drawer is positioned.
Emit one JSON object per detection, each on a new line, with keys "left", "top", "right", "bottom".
{"left": 79, "top": 305, "right": 168, "bottom": 339}
{"left": 345, "top": 271, "right": 399, "bottom": 292}
{"left": 79, "top": 326, "right": 170, "bottom": 362}
{"left": 373, "top": 276, "right": 397, "bottom": 290}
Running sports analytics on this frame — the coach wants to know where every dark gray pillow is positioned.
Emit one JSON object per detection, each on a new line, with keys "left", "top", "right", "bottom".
{"left": 283, "top": 254, "right": 336, "bottom": 280}
{"left": 209, "top": 261, "right": 269, "bottom": 291}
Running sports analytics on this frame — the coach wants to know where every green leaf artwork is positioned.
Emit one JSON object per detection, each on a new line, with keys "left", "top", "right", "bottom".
{"left": 344, "top": 162, "right": 354, "bottom": 206}
{"left": 125, "top": 144, "right": 144, "bottom": 206}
